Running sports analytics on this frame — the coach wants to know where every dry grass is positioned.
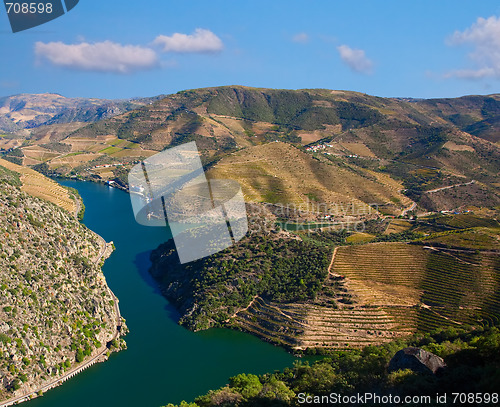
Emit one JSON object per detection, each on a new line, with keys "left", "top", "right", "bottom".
{"left": 0, "top": 158, "right": 76, "bottom": 214}
{"left": 49, "top": 153, "right": 102, "bottom": 169}
{"left": 339, "top": 142, "right": 376, "bottom": 157}
{"left": 443, "top": 141, "right": 475, "bottom": 152}
{"left": 111, "top": 148, "right": 156, "bottom": 159}
{"left": 346, "top": 232, "right": 376, "bottom": 243}
{"left": 384, "top": 219, "right": 413, "bottom": 234}
{"left": 21, "top": 145, "right": 61, "bottom": 162}
{"left": 0, "top": 139, "right": 22, "bottom": 149}
{"left": 64, "top": 137, "right": 109, "bottom": 152}
{"left": 207, "top": 141, "right": 408, "bottom": 216}
{"left": 90, "top": 167, "right": 115, "bottom": 178}
{"left": 297, "top": 131, "right": 326, "bottom": 144}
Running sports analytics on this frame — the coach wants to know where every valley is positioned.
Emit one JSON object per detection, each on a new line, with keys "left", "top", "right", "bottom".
{"left": 0, "top": 86, "right": 499, "bottom": 406}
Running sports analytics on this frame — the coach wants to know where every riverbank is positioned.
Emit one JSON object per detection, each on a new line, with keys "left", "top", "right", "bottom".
{"left": 0, "top": 236, "right": 126, "bottom": 407}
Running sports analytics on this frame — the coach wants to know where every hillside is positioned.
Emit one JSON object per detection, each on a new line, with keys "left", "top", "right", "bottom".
{"left": 0, "top": 158, "right": 78, "bottom": 216}
{"left": 0, "top": 164, "right": 126, "bottom": 403}
{"left": 206, "top": 141, "right": 412, "bottom": 215}
{"left": 1, "top": 86, "right": 498, "bottom": 215}
{"left": 149, "top": 210, "right": 500, "bottom": 351}
{"left": 1, "top": 86, "right": 498, "bottom": 353}
{"left": 0, "top": 93, "right": 163, "bottom": 135}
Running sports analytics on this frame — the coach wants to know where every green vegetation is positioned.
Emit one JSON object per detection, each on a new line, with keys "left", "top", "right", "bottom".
{"left": 0, "top": 167, "right": 123, "bottom": 400}
{"left": 63, "top": 185, "right": 85, "bottom": 220}
{"left": 3, "top": 88, "right": 497, "bottom": 209}
{"left": 0, "top": 165, "right": 21, "bottom": 186}
{"left": 151, "top": 234, "right": 330, "bottom": 330}
{"left": 204, "top": 88, "right": 383, "bottom": 131}
{"left": 150, "top": 210, "right": 500, "bottom": 351}
{"left": 98, "top": 146, "right": 122, "bottom": 155}
{"left": 39, "top": 142, "right": 71, "bottom": 153}
{"left": 31, "top": 162, "right": 51, "bottom": 176}
{"left": 164, "top": 326, "right": 500, "bottom": 407}
{"left": 1, "top": 147, "right": 23, "bottom": 165}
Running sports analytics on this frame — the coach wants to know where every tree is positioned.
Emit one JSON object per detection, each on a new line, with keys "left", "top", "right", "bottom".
{"left": 75, "top": 348, "right": 84, "bottom": 363}
{"left": 258, "top": 377, "right": 295, "bottom": 402}
{"left": 229, "top": 373, "right": 262, "bottom": 399}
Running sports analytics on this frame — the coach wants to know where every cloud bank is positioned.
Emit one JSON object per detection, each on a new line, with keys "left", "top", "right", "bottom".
{"left": 446, "top": 15, "right": 500, "bottom": 79}
{"left": 153, "top": 28, "right": 223, "bottom": 53}
{"left": 337, "top": 45, "right": 373, "bottom": 74}
{"left": 34, "top": 41, "right": 159, "bottom": 74}
{"left": 34, "top": 29, "right": 224, "bottom": 73}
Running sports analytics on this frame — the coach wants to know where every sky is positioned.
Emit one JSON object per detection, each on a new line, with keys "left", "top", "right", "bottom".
{"left": 1, "top": 0, "right": 500, "bottom": 100}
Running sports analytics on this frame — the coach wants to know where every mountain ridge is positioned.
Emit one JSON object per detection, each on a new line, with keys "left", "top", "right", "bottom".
{"left": 1, "top": 86, "right": 499, "bottom": 215}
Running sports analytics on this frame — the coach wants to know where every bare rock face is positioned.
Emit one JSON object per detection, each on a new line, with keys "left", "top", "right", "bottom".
{"left": 388, "top": 347, "right": 447, "bottom": 375}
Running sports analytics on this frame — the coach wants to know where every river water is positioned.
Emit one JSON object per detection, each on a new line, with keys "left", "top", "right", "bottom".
{"left": 26, "top": 180, "right": 299, "bottom": 407}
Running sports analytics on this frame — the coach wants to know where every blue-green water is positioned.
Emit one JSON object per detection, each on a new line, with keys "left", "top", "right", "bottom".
{"left": 26, "top": 180, "right": 298, "bottom": 407}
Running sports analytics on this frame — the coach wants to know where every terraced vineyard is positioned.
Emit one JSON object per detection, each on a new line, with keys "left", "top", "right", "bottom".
{"left": 207, "top": 142, "right": 406, "bottom": 215}
{"left": 0, "top": 158, "right": 77, "bottom": 214}
{"left": 331, "top": 242, "right": 500, "bottom": 335}
{"left": 432, "top": 214, "right": 500, "bottom": 229}
{"left": 234, "top": 292, "right": 406, "bottom": 350}
{"left": 232, "top": 297, "right": 305, "bottom": 349}
{"left": 232, "top": 240, "right": 499, "bottom": 351}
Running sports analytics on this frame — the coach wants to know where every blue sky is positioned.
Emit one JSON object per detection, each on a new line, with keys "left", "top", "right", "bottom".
{"left": 1, "top": 0, "right": 500, "bottom": 99}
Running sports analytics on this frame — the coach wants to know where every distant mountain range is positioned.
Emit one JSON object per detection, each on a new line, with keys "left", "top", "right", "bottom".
{"left": 0, "top": 93, "right": 165, "bottom": 134}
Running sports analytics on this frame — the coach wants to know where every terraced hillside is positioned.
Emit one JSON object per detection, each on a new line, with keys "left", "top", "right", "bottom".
{"left": 207, "top": 141, "right": 411, "bottom": 215}
{"left": 331, "top": 242, "right": 499, "bottom": 334}
{"left": 150, "top": 211, "right": 500, "bottom": 351}
{"left": 1, "top": 87, "right": 499, "bottom": 215}
{"left": 0, "top": 158, "right": 77, "bottom": 215}
{"left": 228, "top": 240, "right": 500, "bottom": 351}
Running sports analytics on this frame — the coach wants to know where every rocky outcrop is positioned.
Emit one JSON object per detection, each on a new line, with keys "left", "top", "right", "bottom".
{"left": 388, "top": 347, "right": 447, "bottom": 375}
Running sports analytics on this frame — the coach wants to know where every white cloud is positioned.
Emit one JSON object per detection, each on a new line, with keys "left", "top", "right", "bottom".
{"left": 34, "top": 41, "right": 159, "bottom": 74}
{"left": 153, "top": 28, "right": 223, "bottom": 53}
{"left": 337, "top": 45, "right": 373, "bottom": 74}
{"left": 446, "top": 15, "right": 500, "bottom": 79}
{"left": 292, "top": 33, "right": 309, "bottom": 44}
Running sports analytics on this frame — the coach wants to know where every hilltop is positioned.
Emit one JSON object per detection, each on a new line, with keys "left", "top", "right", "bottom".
{"left": 0, "top": 93, "right": 163, "bottom": 135}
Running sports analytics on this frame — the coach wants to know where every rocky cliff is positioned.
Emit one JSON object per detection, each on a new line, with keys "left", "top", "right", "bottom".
{"left": 0, "top": 164, "right": 125, "bottom": 402}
